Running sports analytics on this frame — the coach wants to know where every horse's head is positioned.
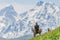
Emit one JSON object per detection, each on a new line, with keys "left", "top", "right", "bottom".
{"left": 39, "top": 29, "right": 42, "bottom": 32}
{"left": 48, "top": 28, "right": 50, "bottom": 31}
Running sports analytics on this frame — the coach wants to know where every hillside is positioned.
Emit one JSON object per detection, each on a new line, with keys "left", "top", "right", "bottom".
{"left": 30, "top": 27, "right": 60, "bottom": 40}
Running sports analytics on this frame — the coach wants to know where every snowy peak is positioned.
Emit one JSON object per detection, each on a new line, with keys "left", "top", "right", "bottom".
{"left": 36, "top": 1, "right": 55, "bottom": 9}
{"left": 3, "top": 5, "right": 14, "bottom": 11}
{"left": 0, "top": 5, "right": 17, "bottom": 16}
{"left": 0, "top": 5, "right": 14, "bottom": 12}
{"left": 6, "top": 5, "right": 14, "bottom": 9}
{"left": 36, "top": 1, "right": 44, "bottom": 6}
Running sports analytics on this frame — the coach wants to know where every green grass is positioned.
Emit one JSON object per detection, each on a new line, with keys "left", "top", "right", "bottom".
{"left": 30, "top": 27, "right": 60, "bottom": 40}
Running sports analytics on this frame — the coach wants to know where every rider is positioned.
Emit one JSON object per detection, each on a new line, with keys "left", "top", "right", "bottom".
{"left": 34, "top": 22, "right": 39, "bottom": 34}
{"left": 32, "top": 22, "right": 42, "bottom": 37}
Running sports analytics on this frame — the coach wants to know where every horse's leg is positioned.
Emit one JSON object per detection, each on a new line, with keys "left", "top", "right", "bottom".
{"left": 32, "top": 28, "right": 36, "bottom": 37}
{"left": 34, "top": 30, "right": 36, "bottom": 37}
{"left": 38, "top": 29, "right": 42, "bottom": 35}
{"left": 34, "top": 33, "right": 36, "bottom": 37}
{"left": 39, "top": 31, "right": 41, "bottom": 35}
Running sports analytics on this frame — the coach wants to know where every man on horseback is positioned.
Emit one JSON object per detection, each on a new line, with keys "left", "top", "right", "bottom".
{"left": 32, "top": 22, "right": 42, "bottom": 37}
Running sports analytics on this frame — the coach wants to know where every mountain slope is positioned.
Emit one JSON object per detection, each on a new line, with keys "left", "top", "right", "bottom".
{"left": 30, "top": 26, "right": 60, "bottom": 40}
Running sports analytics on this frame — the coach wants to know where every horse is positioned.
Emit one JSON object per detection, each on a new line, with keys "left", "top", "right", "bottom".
{"left": 48, "top": 28, "right": 50, "bottom": 31}
{"left": 32, "top": 28, "right": 42, "bottom": 37}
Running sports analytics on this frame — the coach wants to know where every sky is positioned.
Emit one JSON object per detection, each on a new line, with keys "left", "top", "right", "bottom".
{"left": 0, "top": 0, "right": 60, "bottom": 13}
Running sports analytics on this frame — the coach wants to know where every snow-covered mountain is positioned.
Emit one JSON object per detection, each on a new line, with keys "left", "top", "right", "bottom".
{"left": 0, "top": 1, "right": 60, "bottom": 39}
